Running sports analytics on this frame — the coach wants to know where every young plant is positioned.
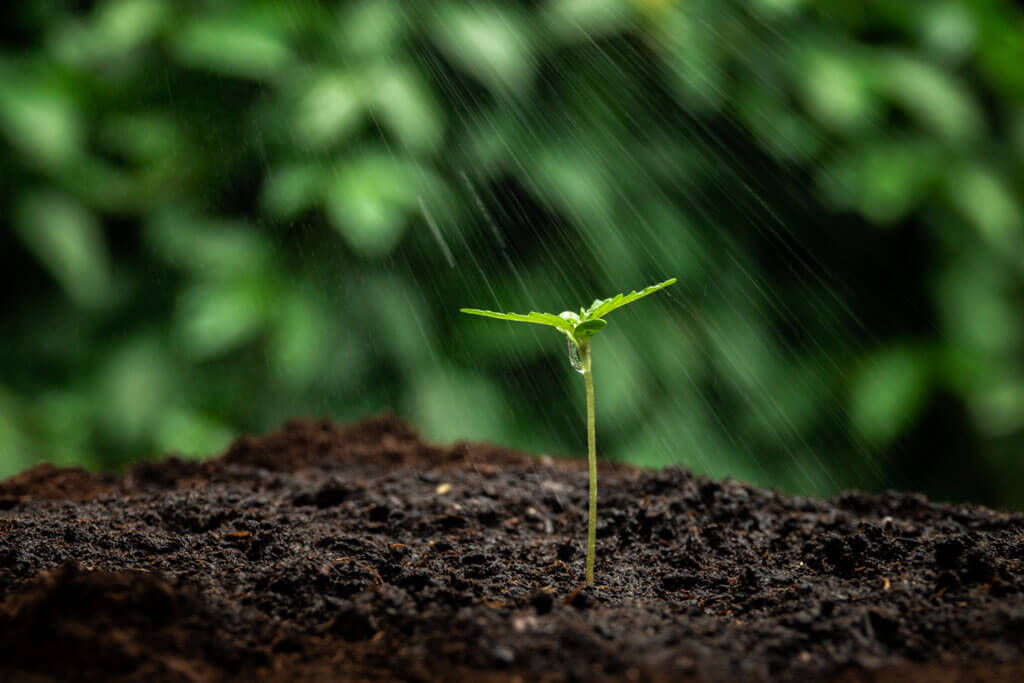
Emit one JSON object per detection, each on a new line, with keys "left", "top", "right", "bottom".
{"left": 460, "top": 278, "right": 676, "bottom": 584}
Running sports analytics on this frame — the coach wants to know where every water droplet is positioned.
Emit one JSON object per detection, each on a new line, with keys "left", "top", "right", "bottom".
{"left": 568, "top": 338, "right": 584, "bottom": 374}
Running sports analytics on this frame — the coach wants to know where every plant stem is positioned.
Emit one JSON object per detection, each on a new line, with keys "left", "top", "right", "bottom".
{"left": 581, "top": 342, "right": 597, "bottom": 585}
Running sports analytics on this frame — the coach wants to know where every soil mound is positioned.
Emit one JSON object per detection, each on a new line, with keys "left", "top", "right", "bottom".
{"left": 0, "top": 416, "right": 1021, "bottom": 681}
{"left": 0, "top": 561, "right": 255, "bottom": 682}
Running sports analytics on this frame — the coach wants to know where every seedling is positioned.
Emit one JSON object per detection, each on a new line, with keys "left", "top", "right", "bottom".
{"left": 461, "top": 278, "right": 676, "bottom": 584}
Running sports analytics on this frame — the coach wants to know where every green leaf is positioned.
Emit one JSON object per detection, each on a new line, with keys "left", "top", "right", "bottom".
{"left": 584, "top": 278, "right": 677, "bottom": 320}
{"left": 945, "top": 164, "right": 1022, "bottom": 251}
{"left": 462, "top": 279, "right": 675, "bottom": 348}
{"left": 322, "top": 155, "right": 439, "bottom": 257}
{"left": 49, "top": 0, "right": 168, "bottom": 66}
{"left": 572, "top": 318, "right": 607, "bottom": 344}
{"left": 262, "top": 163, "right": 325, "bottom": 219}
{"left": 430, "top": 4, "right": 532, "bottom": 93}
{"left": 291, "top": 69, "right": 363, "bottom": 149}
{"left": 819, "top": 140, "right": 939, "bottom": 224}
{"left": 172, "top": 16, "right": 291, "bottom": 80}
{"left": 796, "top": 45, "right": 875, "bottom": 133}
{"left": 371, "top": 66, "right": 444, "bottom": 154}
{"left": 178, "top": 281, "right": 267, "bottom": 358}
{"left": 155, "top": 410, "right": 233, "bottom": 457}
{"left": 98, "top": 337, "right": 169, "bottom": 445}
{"left": 411, "top": 367, "right": 508, "bottom": 443}
{"left": 99, "top": 113, "right": 179, "bottom": 164}
{"left": 544, "top": 0, "right": 631, "bottom": 43}
{"left": 921, "top": 4, "right": 975, "bottom": 59}
{"left": 271, "top": 292, "right": 326, "bottom": 388}
{"left": 146, "top": 211, "right": 270, "bottom": 276}
{"left": 459, "top": 308, "right": 575, "bottom": 334}
{"left": 875, "top": 53, "right": 983, "bottom": 145}
{"left": 95, "top": 0, "right": 168, "bottom": 51}
{"left": 849, "top": 346, "right": 930, "bottom": 445}
{"left": 0, "top": 73, "right": 83, "bottom": 166}
{"left": 15, "top": 191, "right": 112, "bottom": 309}
{"left": 340, "top": 0, "right": 407, "bottom": 58}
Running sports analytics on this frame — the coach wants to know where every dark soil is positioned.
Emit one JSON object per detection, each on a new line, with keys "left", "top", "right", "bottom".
{"left": 1, "top": 416, "right": 1022, "bottom": 681}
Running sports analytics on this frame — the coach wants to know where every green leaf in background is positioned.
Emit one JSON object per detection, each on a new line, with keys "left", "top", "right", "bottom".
{"left": 340, "top": 0, "right": 408, "bottom": 58}
{"left": 177, "top": 281, "right": 268, "bottom": 359}
{"left": 935, "top": 260, "right": 1020, "bottom": 356}
{"left": 146, "top": 212, "right": 271, "bottom": 277}
{"left": 820, "top": 140, "right": 940, "bottom": 224}
{"left": 48, "top": 0, "right": 168, "bottom": 65}
{"left": 876, "top": 53, "right": 983, "bottom": 145}
{"left": 14, "top": 191, "right": 112, "bottom": 309}
{"left": 99, "top": 113, "right": 181, "bottom": 165}
{"left": 945, "top": 164, "right": 1022, "bottom": 253}
{"left": 0, "top": 73, "right": 83, "bottom": 166}
{"left": 850, "top": 347, "right": 931, "bottom": 445}
{"left": 290, "top": 69, "right": 363, "bottom": 149}
{"left": 3, "top": 0, "right": 1024, "bottom": 510}
{"left": 796, "top": 46, "right": 876, "bottom": 133}
{"left": 173, "top": 15, "right": 291, "bottom": 79}
{"left": 262, "top": 163, "right": 327, "bottom": 219}
{"left": 544, "top": 0, "right": 632, "bottom": 42}
{"left": 657, "top": 5, "right": 728, "bottom": 112}
{"left": 431, "top": 4, "right": 533, "bottom": 93}
{"left": 92, "top": 0, "right": 168, "bottom": 51}
{"left": 371, "top": 66, "right": 445, "bottom": 154}
{"left": 271, "top": 293, "right": 327, "bottom": 388}
{"left": 410, "top": 367, "right": 509, "bottom": 444}
{"left": 532, "top": 149, "right": 613, "bottom": 227}
{"left": 737, "top": 86, "right": 822, "bottom": 162}
{"left": 919, "top": 2, "right": 976, "bottom": 59}
{"left": 98, "top": 337, "right": 171, "bottom": 446}
{"left": 751, "top": 0, "right": 803, "bottom": 17}
{"left": 969, "top": 378, "right": 1024, "bottom": 438}
{"left": 323, "top": 155, "right": 438, "bottom": 257}
{"left": 155, "top": 410, "right": 234, "bottom": 458}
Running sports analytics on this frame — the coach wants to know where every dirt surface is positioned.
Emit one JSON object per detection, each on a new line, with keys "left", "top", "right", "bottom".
{"left": 1, "top": 416, "right": 1022, "bottom": 682}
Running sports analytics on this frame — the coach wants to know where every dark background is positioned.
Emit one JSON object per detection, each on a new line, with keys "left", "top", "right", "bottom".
{"left": 2, "top": 0, "right": 1023, "bottom": 508}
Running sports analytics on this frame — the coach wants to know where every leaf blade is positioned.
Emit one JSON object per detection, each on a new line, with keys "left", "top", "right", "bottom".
{"left": 573, "top": 318, "right": 607, "bottom": 344}
{"left": 585, "top": 278, "right": 676, "bottom": 320}
{"left": 459, "top": 308, "right": 574, "bottom": 333}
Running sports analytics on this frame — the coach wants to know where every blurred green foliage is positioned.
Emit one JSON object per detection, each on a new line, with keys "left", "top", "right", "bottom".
{"left": 2, "top": 0, "right": 1023, "bottom": 507}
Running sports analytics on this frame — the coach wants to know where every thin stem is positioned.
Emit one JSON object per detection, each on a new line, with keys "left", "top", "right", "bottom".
{"left": 581, "top": 342, "right": 597, "bottom": 585}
